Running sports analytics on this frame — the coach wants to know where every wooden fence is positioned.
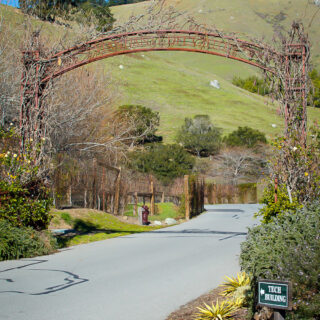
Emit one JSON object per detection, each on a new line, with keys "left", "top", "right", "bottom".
{"left": 54, "top": 159, "right": 185, "bottom": 215}
{"left": 205, "top": 183, "right": 257, "bottom": 204}
{"left": 53, "top": 157, "right": 208, "bottom": 220}
{"left": 184, "top": 175, "right": 205, "bottom": 220}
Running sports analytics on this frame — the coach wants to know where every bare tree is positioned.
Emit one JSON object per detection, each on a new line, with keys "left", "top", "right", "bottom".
{"left": 0, "top": 13, "right": 21, "bottom": 127}
{"left": 44, "top": 67, "right": 117, "bottom": 154}
{"left": 211, "top": 147, "right": 267, "bottom": 185}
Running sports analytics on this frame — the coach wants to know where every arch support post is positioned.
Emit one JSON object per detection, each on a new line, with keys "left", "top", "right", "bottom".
{"left": 20, "top": 33, "right": 50, "bottom": 155}
{"left": 281, "top": 23, "right": 310, "bottom": 145}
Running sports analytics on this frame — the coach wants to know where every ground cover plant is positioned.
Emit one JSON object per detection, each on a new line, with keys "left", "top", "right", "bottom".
{"left": 194, "top": 300, "right": 238, "bottom": 320}
{"left": 220, "top": 272, "right": 251, "bottom": 307}
{"left": 167, "top": 273, "right": 251, "bottom": 320}
{"left": 194, "top": 271, "right": 252, "bottom": 319}
{"left": 0, "top": 219, "right": 57, "bottom": 261}
{"left": 240, "top": 202, "right": 320, "bottom": 319}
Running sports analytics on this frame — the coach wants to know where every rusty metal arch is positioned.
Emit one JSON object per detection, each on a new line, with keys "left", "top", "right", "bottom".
{"left": 44, "top": 30, "right": 278, "bottom": 82}
{"left": 20, "top": 26, "right": 309, "bottom": 149}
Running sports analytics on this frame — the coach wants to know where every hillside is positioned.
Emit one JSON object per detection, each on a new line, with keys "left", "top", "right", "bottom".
{"left": 109, "top": 0, "right": 320, "bottom": 141}
{"left": 1, "top": 1, "right": 320, "bottom": 142}
{"left": 112, "top": 0, "right": 320, "bottom": 60}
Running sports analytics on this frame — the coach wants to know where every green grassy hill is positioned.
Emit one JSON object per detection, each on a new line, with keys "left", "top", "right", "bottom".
{"left": 1, "top": 1, "right": 320, "bottom": 142}
{"left": 110, "top": 0, "right": 320, "bottom": 141}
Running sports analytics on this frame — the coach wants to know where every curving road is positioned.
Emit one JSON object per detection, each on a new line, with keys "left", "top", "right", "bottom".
{"left": 0, "top": 204, "right": 261, "bottom": 320}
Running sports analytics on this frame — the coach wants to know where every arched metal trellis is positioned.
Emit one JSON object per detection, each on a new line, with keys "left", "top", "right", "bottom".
{"left": 20, "top": 24, "right": 310, "bottom": 150}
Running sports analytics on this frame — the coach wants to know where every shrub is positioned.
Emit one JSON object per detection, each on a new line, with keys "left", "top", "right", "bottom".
{"left": 256, "top": 183, "right": 302, "bottom": 223}
{"left": 310, "top": 69, "right": 320, "bottom": 108}
{"left": 240, "top": 202, "right": 320, "bottom": 319}
{"left": 0, "top": 127, "right": 53, "bottom": 230}
{"left": 176, "top": 115, "right": 222, "bottom": 157}
{"left": 224, "top": 126, "right": 267, "bottom": 148}
{"left": 0, "top": 180, "right": 52, "bottom": 230}
{"left": 232, "top": 76, "right": 270, "bottom": 96}
{"left": 0, "top": 219, "right": 57, "bottom": 261}
{"left": 129, "top": 144, "right": 195, "bottom": 184}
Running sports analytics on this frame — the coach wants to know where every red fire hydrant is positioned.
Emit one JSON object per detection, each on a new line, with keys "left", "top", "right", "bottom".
{"left": 142, "top": 205, "right": 150, "bottom": 225}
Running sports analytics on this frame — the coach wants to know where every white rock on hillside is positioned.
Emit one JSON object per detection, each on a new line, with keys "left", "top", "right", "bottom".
{"left": 210, "top": 80, "right": 220, "bottom": 89}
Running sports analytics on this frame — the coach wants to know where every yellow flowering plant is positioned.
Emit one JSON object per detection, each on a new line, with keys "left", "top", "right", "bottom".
{"left": 268, "top": 127, "right": 320, "bottom": 205}
{"left": 0, "top": 127, "right": 52, "bottom": 230}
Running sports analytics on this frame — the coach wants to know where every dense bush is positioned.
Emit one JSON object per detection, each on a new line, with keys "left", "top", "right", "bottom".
{"left": 0, "top": 180, "right": 52, "bottom": 230}
{"left": 129, "top": 144, "right": 195, "bottom": 184}
{"left": 256, "top": 183, "right": 302, "bottom": 223}
{"left": 240, "top": 202, "right": 320, "bottom": 319}
{"left": 0, "top": 219, "right": 57, "bottom": 261}
{"left": 232, "top": 76, "right": 270, "bottom": 96}
{"left": 176, "top": 115, "right": 222, "bottom": 157}
{"left": 233, "top": 71, "right": 320, "bottom": 108}
{"left": 224, "top": 126, "right": 267, "bottom": 148}
{"left": 310, "top": 69, "right": 320, "bottom": 108}
{"left": 0, "top": 127, "right": 52, "bottom": 230}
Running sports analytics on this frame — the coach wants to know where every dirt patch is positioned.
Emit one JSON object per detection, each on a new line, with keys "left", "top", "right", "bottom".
{"left": 166, "top": 286, "right": 247, "bottom": 320}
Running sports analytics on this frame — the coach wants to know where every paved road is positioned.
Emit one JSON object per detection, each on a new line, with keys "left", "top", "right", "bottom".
{"left": 0, "top": 204, "right": 261, "bottom": 320}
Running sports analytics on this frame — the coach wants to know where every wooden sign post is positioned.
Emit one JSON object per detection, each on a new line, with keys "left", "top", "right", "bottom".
{"left": 258, "top": 279, "right": 292, "bottom": 319}
{"left": 150, "top": 178, "right": 155, "bottom": 216}
{"left": 184, "top": 175, "right": 190, "bottom": 220}
{"left": 114, "top": 167, "right": 121, "bottom": 215}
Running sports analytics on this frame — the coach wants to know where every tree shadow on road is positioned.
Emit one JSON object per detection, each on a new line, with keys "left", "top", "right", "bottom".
{"left": 123, "top": 229, "right": 247, "bottom": 240}
{"left": 0, "top": 259, "right": 89, "bottom": 295}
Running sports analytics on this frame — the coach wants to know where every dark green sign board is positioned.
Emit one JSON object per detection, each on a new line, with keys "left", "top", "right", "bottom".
{"left": 258, "top": 280, "right": 292, "bottom": 310}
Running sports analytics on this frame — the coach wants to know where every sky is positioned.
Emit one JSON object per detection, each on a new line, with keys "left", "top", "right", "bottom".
{"left": 2, "top": 0, "right": 112, "bottom": 7}
{"left": 2, "top": 0, "right": 19, "bottom": 7}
